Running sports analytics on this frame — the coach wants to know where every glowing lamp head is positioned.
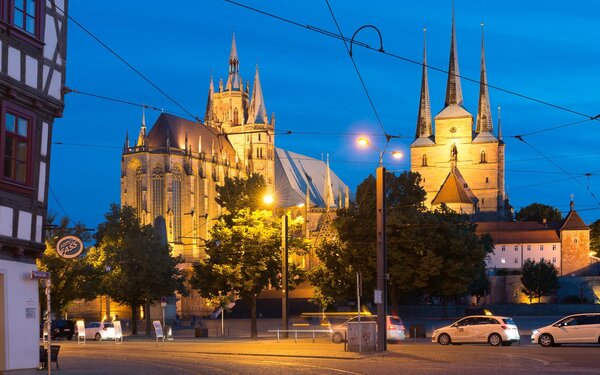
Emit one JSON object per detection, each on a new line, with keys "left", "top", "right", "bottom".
{"left": 263, "top": 194, "right": 274, "bottom": 205}
{"left": 391, "top": 151, "right": 403, "bottom": 160}
{"left": 357, "top": 137, "right": 370, "bottom": 147}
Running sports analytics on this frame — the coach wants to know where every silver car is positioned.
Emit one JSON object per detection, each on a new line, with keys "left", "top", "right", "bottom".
{"left": 531, "top": 313, "right": 600, "bottom": 347}
{"left": 432, "top": 315, "right": 520, "bottom": 346}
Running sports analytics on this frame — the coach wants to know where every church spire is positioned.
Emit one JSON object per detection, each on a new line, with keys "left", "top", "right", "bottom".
{"left": 444, "top": 3, "right": 463, "bottom": 107}
{"left": 136, "top": 107, "right": 146, "bottom": 147}
{"left": 225, "top": 33, "right": 242, "bottom": 91}
{"left": 249, "top": 65, "right": 268, "bottom": 124}
{"left": 204, "top": 76, "right": 214, "bottom": 123}
{"left": 476, "top": 23, "right": 493, "bottom": 133}
{"left": 416, "top": 28, "right": 432, "bottom": 139}
{"left": 123, "top": 130, "right": 129, "bottom": 152}
{"left": 324, "top": 154, "right": 334, "bottom": 211}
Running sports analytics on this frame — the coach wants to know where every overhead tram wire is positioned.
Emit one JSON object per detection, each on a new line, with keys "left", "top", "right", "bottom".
{"left": 49, "top": 184, "right": 76, "bottom": 225}
{"left": 225, "top": 0, "right": 600, "bottom": 124}
{"left": 52, "top": 2, "right": 200, "bottom": 122}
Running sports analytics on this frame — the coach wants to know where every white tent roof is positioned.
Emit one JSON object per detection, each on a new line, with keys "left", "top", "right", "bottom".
{"left": 275, "top": 148, "right": 351, "bottom": 208}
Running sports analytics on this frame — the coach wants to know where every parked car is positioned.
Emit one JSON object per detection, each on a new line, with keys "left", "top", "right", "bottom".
{"left": 329, "top": 315, "right": 406, "bottom": 344}
{"left": 432, "top": 315, "right": 520, "bottom": 346}
{"left": 40, "top": 320, "right": 75, "bottom": 340}
{"left": 531, "top": 313, "right": 600, "bottom": 347}
{"left": 77, "top": 321, "right": 116, "bottom": 341}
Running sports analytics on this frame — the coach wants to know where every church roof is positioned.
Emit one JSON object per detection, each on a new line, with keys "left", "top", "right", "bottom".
{"left": 431, "top": 166, "right": 478, "bottom": 205}
{"left": 275, "top": 148, "right": 350, "bottom": 208}
{"left": 146, "top": 113, "right": 236, "bottom": 158}
{"left": 435, "top": 103, "right": 472, "bottom": 120}
{"left": 472, "top": 131, "right": 497, "bottom": 144}
{"left": 560, "top": 210, "right": 589, "bottom": 231}
{"left": 411, "top": 136, "right": 435, "bottom": 147}
{"left": 476, "top": 221, "right": 560, "bottom": 244}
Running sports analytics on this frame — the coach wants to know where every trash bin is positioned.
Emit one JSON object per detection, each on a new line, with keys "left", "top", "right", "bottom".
{"left": 409, "top": 324, "right": 426, "bottom": 338}
{"left": 194, "top": 327, "right": 208, "bottom": 337}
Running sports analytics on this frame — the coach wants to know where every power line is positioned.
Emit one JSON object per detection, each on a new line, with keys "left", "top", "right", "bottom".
{"left": 225, "top": 0, "right": 600, "bottom": 122}
{"left": 49, "top": 184, "right": 76, "bottom": 225}
{"left": 53, "top": 2, "right": 199, "bottom": 122}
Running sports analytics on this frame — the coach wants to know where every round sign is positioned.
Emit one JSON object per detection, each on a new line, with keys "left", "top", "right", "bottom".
{"left": 55, "top": 235, "right": 84, "bottom": 259}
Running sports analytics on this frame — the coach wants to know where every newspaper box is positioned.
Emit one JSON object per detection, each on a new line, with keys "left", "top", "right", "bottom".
{"left": 347, "top": 321, "right": 376, "bottom": 352}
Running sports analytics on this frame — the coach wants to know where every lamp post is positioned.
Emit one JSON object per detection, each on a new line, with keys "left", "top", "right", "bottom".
{"left": 357, "top": 137, "right": 402, "bottom": 352}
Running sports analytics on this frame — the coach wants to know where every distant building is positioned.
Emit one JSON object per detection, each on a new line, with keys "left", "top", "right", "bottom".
{"left": 410, "top": 15, "right": 510, "bottom": 220}
{"left": 0, "top": 1, "right": 68, "bottom": 372}
{"left": 120, "top": 35, "right": 350, "bottom": 317}
{"left": 478, "top": 200, "right": 593, "bottom": 276}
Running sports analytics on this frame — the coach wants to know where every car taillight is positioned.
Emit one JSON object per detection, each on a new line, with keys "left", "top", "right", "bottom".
{"left": 501, "top": 325, "right": 508, "bottom": 330}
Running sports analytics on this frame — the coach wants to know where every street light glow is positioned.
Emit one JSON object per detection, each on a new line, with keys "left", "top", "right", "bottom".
{"left": 263, "top": 194, "right": 274, "bottom": 205}
{"left": 357, "top": 137, "right": 369, "bottom": 147}
{"left": 391, "top": 151, "right": 403, "bottom": 159}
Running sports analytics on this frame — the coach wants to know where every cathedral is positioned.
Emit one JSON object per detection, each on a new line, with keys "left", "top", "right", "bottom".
{"left": 410, "top": 14, "right": 510, "bottom": 221}
{"left": 119, "top": 35, "right": 350, "bottom": 316}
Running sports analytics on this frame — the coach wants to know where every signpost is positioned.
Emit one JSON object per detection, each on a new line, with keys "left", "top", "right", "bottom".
{"left": 160, "top": 296, "right": 167, "bottom": 334}
{"left": 32, "top": 271, "right": 51, "bottom": 375}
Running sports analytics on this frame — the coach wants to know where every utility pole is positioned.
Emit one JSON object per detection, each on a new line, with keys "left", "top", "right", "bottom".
{"left": 376, "top": 166, "right": 387, "bottom": 352}
{"left": 281, "top": 214, "right": 289, "bottom": 339}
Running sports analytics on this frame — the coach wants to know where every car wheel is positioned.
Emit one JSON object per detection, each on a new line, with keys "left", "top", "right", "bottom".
{"left": 332, "top": 332, "right": 344, "bottom": 344}
{"left": 488, "top": 333, "right": 502, "bottom": 346}
{"left": 539, "top": 333, "right": 554, "bottom": 348}
{"left": 95, "top": 333, "right": 102, "bottom": 341}
{"left": 438, "top": 333, "right": 451, "bottom": 345}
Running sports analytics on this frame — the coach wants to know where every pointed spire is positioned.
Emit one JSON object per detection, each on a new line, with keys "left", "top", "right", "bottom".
{"left": 497, "top": 106, "right": 503, "bottom": 141}
{"left": 136, "top": 107, "right": 146, "bottom": 147}
{"left": 204, "top": 76, "right": 214, "bottom": 123}
{"left": 249, "top": 65, "right": 268, "bottom": 124}
{"left": 123, "top": 130, "right": 129, "bottom": 152}
{"left": 416, "top": 28, "right": 432, "bottom": 139}
{"left": 324, "top": 154, "right": 334, "bottom": 211}
{"left": 225, "top": 33, "right": 242, "bottom": 91}
{"left": 444, "top": 2, "right": 464, "bottom": 107}
{"left": 345, "top": 186, "right": 350, "bottom": 208}
{"left": 476, "top": 23, "right": 493, "bottom": 133}
{"left": 570, "top": 194, "right": 575, "bottom": 211}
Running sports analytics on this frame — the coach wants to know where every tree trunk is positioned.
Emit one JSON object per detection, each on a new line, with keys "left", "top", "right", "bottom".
{"left": 131, "top": 303, "right": 139, "bottom": 335}
{"left": 145, "top": 299, "right": 152, "bottom": 337}
{"left": 249, "top": 296, "right": 258, "bottom": 339}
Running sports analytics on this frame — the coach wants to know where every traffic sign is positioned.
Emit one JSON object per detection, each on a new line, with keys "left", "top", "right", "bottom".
{"left": 31, "top": 270, "right": 50, "bottom": 279}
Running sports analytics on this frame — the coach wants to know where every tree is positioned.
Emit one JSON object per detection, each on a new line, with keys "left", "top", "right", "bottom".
{"left": 190, "top": 175, "right": 308, "bottom": 338}
{"left": 589, "top": 219, "right": 600, "bottom": 257}
{"left": 37, "top": 215, "right": 101, "bottom": 316}
{"left": 93, "top": 204, "right": 186, "bottom": 335}
{"left": 516, "top": 203, "right": 562, "bottom": 223}
{"left": 521, "top": 259, "right": 559, "bottom": 303}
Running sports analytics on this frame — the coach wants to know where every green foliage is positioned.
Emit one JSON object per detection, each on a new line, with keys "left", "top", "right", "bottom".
{"left": 93, "top": 204, "right": 186, "bottom": 334}
{"left": 191, "top": 175, "right": 308, "bottom": 338}
{"left": 36, "top": 215, "right": 101, "bottom": 316}
{"left": 520, "top": 259, "right": 560, "bottom": 303}
{"left": 516, "top": 203, "right": 562, "bottom": 223}
{"left": 309, "top": 172, "right": 493, "bottom": 309}
{"left": 589, "top": 219, "right": 600, "bottom": 257}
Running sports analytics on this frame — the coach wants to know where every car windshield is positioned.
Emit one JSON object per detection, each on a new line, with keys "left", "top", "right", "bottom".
{"left": 103, "top": 323, "right": 114, "bottom": 328}
{"left": 389, "top": 317, "right": 403, "bottom": 326}
{"left": 502, "top": 318, "right": 516, "bottom": 325}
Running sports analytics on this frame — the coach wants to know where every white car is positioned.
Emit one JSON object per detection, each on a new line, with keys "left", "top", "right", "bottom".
{"left": 329, "top": 315, "right": 406, "bottom": 343}
{"left": 432, "top": 315, "right": 520, "bottom": 346}
{"left": 80, "top": 321, "right": 116, "bottom": 341}
{"left": 531, "top": 313, "right": 600, "bottom": 347}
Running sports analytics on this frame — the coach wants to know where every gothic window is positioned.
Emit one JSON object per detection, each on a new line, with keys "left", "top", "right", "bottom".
{"left": 135, "top": 166, "right": 143, "bottom": 218}
{"left": 485, "top": 177, "right": 489, "bottom": 183}
{"left": 2, "top": 108, "right": 32, "bottom": 186}
{"left": 422, "top": 154, "right": 428, "bottom": 166}
{"left": 480, "top": 150, "right": 487, "bottom": 163}
{"left": 258, "top": 133, "right": 261, "bottom": 141}
{"left": 482, "top": 198, "right": 485, "bottom": 204}
{"left": 172, "top": 167, "right": 182, "bottom": 243}
{"left": 233, "top": 109, "right": 239, "bottom": 125}
{"left": 152, "top": 165, "right": 164, "bottom": 219}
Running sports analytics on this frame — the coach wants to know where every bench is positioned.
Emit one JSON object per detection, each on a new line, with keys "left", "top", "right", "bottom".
{"left": 39, "top": 345, "right": 60, "bottom": 370}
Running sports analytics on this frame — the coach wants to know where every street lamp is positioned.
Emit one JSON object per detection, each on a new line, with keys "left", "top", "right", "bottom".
{"left": 357, "top": 136, "right": 402, "bottom": 352}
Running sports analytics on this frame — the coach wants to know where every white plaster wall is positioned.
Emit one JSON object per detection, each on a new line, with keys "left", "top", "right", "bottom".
{"left": 49, "top": 71, "right": 61, "bottom": 100}
{"left": 41, "top": 122, "right": 48, "bottom": 157}
{"left": 487, "top": 242, "right": 561, "bottom": 270}
{"left": 37, "top": 161, "right": 46, "bottom": 203}
{"left": 25, "top": 55, "right": 37, "bottom": 88}
{"left": 0, "top": 207, "right": 13, "bottom": 236}
{"left": 35, "top": 215, "right": 43, "bottom": 243}
{"left": 0, "top": 261, "right": 39, "bottom": 371}
{"left": 17, "top": 211, "right": 32, "bottom": 241}
{"left": 7, "top": 47, "right": 20, "bottom": 81}
{"left": 43, "top": 14, "right": 57, "bottom": 60}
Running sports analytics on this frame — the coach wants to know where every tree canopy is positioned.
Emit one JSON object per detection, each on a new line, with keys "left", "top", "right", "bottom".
{"left": 516, "top": 203, "right": 562, "bottom": 223}
{"left": 92, "top": 204, "right": 186, "bottom": 335}
{"left": 520, "top": 259, "right": 559, "bottom": 303}
{"left": 589, "top": 219, "right": 600, "bottom": 257}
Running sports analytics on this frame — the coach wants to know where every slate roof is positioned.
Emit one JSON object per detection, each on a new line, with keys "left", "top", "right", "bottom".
{"left": 476, "top": 221, "right": 560, "bottom": 244}
{"left": 560, "top": 210, "right": 590, "bottom": 231}
{"left": 431, "top": 166, "right": 478, "bottom": 205}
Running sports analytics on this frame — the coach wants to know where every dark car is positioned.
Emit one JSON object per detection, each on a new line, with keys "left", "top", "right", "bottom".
{"left": 40, "top": 320, "right": 75, "bottom": 340}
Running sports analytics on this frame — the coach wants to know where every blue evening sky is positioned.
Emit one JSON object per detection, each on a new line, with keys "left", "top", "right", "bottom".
{"left": 51, "top": 1, "right": 600, "bottom": 228}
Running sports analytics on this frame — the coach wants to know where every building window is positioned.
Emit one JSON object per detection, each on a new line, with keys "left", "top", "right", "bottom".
{"left": 258, "top": 133, "right": 261, "bottom": 141}
{"left": 514, "top": 245, "right": 518, "bottom": 251}
{"left": 233, "top": 109, "right": 239, "bottom": 125}
{"left": 552, "top": 244, "right": 557, "bottom": 251}
{"left": 501, "top": 258, "right": 506, "bottom": 264}
{"left": 480, "top": 150, "right": 487, "bottom": 163}
{"left": 574, "top": 238, "right": 578, "bottom": 244}
{"left": 13, "top": 0, "right": 40, "bottom": 37}
{"left": 552, "top": 257, "right": 556, "bottom": 263}
{"left": 422, "top": 154, "right": 428, "bottom": 166}
{"left": 527, "top": 245, "right": 531, "bottom": 251}
{"left": 485, "top": 176, "right": 489, "bottom": 183}
{"left": 540, "top": 257, "right": 544, "bottom": 262}
{"left": 172, "top": 168, "right": 182, "bottom": 242}
{"left": 135, "top": 167, "right": 143, "bottom": 218}
{"left": 514, "top": 258, "right": 518, "bottom": 264}
{"left": 2, "top": 110, "right": 32, "bottom": 185}
{"left": 152, "top": 165, "right": 164, "bottom": 219}
{"left": 540, "top": 245, "right": 544, "bottom": 251}
{"left": 501, "top": 245, "right": 505, "bottom": 252}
